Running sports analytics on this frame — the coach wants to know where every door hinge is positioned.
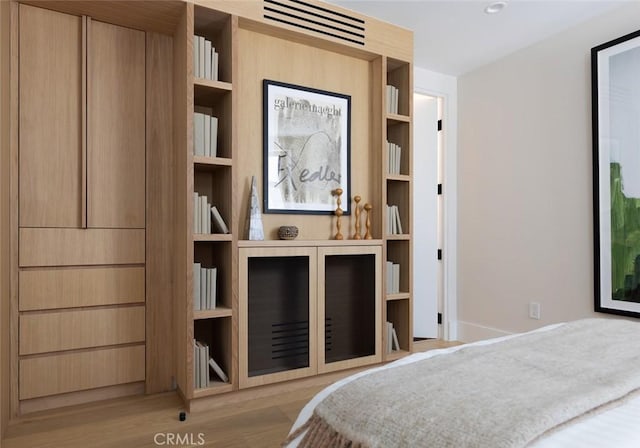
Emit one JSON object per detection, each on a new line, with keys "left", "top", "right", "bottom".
{"left": 437, "top": 119, "right": 442, "bottom": 131}
{"left": 437, "top": 249, "right": 442, "bottom": 260}
{"left": 437, "top": 313, "right": 442, "bottom": 324}
{"left": 437, "top": 183, "right": 442, "bottom": 195}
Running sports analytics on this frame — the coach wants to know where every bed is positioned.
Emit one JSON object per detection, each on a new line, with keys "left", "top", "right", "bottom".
{"left": 284, "top": 319, "right": 640, "bottom": 448}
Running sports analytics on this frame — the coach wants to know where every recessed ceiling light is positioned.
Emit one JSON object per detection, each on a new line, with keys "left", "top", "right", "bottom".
{"left": 484, "top": 1, "right": 508, "bottom": 14}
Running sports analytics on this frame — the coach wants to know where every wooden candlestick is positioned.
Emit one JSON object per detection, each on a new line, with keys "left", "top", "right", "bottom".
{"left": 333, "top": 188, "right": 344, "bottom": 240}
{"left": 353, "top": 195, "right": 362, "bottom": 239}
{"left": 364, "top": 203, "right": 372, "bottom": 240}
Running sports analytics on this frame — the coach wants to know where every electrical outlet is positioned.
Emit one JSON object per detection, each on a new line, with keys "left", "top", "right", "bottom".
{"left": 529, "top": 302, "right": 541, "bottom": 320}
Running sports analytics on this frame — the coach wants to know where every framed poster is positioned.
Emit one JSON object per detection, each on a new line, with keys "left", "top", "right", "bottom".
{"left": 592, "top": 29, "right": 640, "bottom": 317}
{"left": 263, "top": 80, "right": 351, "bottom": 215}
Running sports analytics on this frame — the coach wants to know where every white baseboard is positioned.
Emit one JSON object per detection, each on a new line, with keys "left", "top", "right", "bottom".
{"left": 456, "top": 320, "right": 513, "bottom": 343}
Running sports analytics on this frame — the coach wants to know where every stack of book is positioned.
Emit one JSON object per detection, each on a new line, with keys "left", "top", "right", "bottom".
{"left": 386, "top": 84, "right": 399, "bottom": 114}
{"left": 193, "top": 263, "right": 217, "bottom": 311}
{"left": 386, "top": 204, "right": 403, "bottom": 235}
{"left": 193, "top": 107, "right": 218, "bottom": 157}
{"left": 386, "top": 261, "right": 400, "bottom": 294}
{"left": 193, "top": 339, "right": 229, "bottom": 389}
{"left": 387, "top": 140, "right": 402, "bottom": 175}
{"left": 193, "top": 193, "right": 229, "bottom": 234}
{"left": 193, "top": 35, "right": 219, "bottom": 81}
{"left": 386, "top": 321, "right": 400, "bottom": 353}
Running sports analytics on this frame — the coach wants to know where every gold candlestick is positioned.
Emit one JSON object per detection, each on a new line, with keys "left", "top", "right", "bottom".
{"left": 353, "top": 195, "right": 362, "bottom": 239}
{"left": 364, "top": 203, "right": 372, "bottom": 240}
{"left": 333, "top": 188, "right": 344, "bottom": 240}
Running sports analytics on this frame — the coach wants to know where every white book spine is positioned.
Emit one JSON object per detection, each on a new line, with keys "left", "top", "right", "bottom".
{"left": 204, "top": 112, "right": 211, "bottom": 158}
{"left": 193, "top": 36, "right": 200, "bottom": 79}
{"left": 194, "top": 113, "right": 205, "bottom": 156}
{"left": 210, "top": 116, "right": 218, "bottom": 158}
{"left": 392, "top": 327, "right": 400, "bottom": 351}
{"left": 393, "top": 263, "right": 400, "bottom": 294}
{"left": 194, "top": 340, "right": 199, "bottom": 389}
{"left": 198, "top": 36, "right": 205, "bottom": 79}
{"left": 204, "top": 39, "right": 212, "bottom": 80}
{"left": 396, "top": 145, "right": 402, "bottom": 175}
{"left": 193, "top": 263, "right": 201, "bottom": 311}
{"left": 210, "top": 267, "right": 217, "bottom": 309}
{"left": 394, "top": 205, "right": 403, "bottom": 234}
{"left": 209, "top": 356, "right": 229, "bottom": 383}
{"left": 200, "top": 264, "right": 206, "bottom": 312}
{"left": 205, "top": 268, "right": 210, "bottom": 311}
{"left": 193, "top": 192, "right": 199, "bottom": 234}
{"left": 386, "top": 261, "right": 393, "bottom": 295}
{"left": 213, "top": 50, "right": 219, "bottom": 81}
{"left": 211, "top": 206, "right": 229, "bottom": 234}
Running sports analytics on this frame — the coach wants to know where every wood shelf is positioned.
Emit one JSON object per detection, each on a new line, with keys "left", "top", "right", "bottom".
{"left": 385, "top": 349, "right": 410, "bottom": 362}
{"left": 194, "top": 307, "right": 232, "bottom": 320}
{"left": 238, "top": 239, "right": 383, "bottom": 248}
{"left": 193, "top": 233, "right": 232, "bottom": 242}
{"left": 386, "top": 293, "right": 410, "bottom": 301}
{"left": 192, "top": 381, "right": 233, "bottom": 398}
{"left": 386, "top": 174, "right": 410, "bottom": 182}
{"left": 385, "top": 234, "right": 410, "bottom": 240}
{"left": 193, "top": 156, "right": 232, "bottom": 168}
{"left": 387, "top": 113, "right": 410, "bottom": 124}
{"left": 193, "top": 78, "right": 232, "bottom": 91}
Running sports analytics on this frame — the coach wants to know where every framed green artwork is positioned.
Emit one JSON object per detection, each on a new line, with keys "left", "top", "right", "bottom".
{"left": 592, "top": 29, "right": 640, "bottom": 317}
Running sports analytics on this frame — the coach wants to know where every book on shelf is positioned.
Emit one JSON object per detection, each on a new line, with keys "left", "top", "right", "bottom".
{"left": 209, "top": 356, "right": 229, "bottom": 383}
{"left": 193, "top": 263, "right": 218, "bottom": 311}
{"left": 387, "top": 141, "right": 402, "bottom": 175}
{"left": 211, "top": 206, "right": 229, "bottom": 234}
{"left": 386, "top": 84, "right": 399, "bottom": 114}
{"left": 392, "top": 327, "right": 400, "bottom": 351}
{"left": 193, "top": 339, "right": 198, "bottom": 388}
{"left": 386, "top": 321, "right": 399, "bottom": 353}
{"left": 386, "top": 204, "right": 403, "bottom": 235}
{"left": 193, "top": 34, "right": 219, "bottom": 81}
{"left": 193, "top": 263, "right": 201, "bottom": 311}
{"left": 193, "top": 107, "right": 218, "bottom": 157}
{"left": 204, "top": 39, "right": 212, "bottom": 80}
{"left": 386, "top": 260, "right": 400, "bottom": 294}
{"left": 198, "top": 36, "right": 205, "bottom": 79}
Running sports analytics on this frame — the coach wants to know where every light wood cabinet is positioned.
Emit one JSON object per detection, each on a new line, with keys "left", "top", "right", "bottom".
{"left": 88, "top": 20, "right": 145, "bottom": 229}
{"left": 5, "top": 0, "right": 413, "bottom": 417}
{"left": 15, "top": 4, "right": 147, "bottom": 410}
{"left": 19, "top": 6, "right": 83, "bottom": 228}
{"left": 239, "top": 243, "right": 382, "bottom": 388}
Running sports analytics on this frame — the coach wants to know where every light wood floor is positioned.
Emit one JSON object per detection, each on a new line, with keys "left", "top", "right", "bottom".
{"left": 3, "top": 340, "right": 460, "bottom": 448}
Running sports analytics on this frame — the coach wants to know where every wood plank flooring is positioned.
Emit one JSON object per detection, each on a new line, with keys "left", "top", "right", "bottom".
{"left": 3, "top": 340, "right": 461, "bottom": 448}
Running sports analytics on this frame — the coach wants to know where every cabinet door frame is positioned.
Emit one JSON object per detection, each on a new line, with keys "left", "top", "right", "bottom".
{"left": 238, "top": 246, "right": 318, "bottom": 389}
{"left": 318, "top": 245, "right": 382, "bottom": 374}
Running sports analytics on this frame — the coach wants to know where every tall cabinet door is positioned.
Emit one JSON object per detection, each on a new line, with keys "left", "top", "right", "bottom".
{"left": 318, "top": 245, "right": 382, "bottom": 374}
{"left": 88, "top": 21, "right": 145, "bottom": 229}
{"left": 19, "top": 6, "right": 83, "bottom": 228}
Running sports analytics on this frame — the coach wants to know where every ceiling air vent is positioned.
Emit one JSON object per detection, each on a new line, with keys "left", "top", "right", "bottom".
{"left": 263, "top": 0, "right": 366, "bottom": 46}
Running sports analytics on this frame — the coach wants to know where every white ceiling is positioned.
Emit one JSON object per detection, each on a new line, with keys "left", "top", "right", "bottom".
{"left": 325, "top": 0, "right": 628, "bottom": 76}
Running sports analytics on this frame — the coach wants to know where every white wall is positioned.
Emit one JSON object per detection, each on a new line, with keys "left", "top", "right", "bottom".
{"left": 414, "top": 67, "right": 458, "bottom": 340}
{"left": 457, "top": 2, "right": 640, "bottom": 341}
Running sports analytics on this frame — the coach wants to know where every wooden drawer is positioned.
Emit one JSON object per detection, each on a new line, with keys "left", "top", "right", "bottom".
{"left": 20, "top": 306, "right": 145, "bottom": 355}
{"left": 19, "top": 228, "right": 145, "bottom": 267}
{"left": 19, "top": 345, "right": 145, "bottom": 400}
{"left": 19, "top": 267, "right": 145, "bottom": 311}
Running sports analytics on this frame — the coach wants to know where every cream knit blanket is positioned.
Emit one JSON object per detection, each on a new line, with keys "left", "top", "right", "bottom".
{"left": 286, "top": 319, "right": 640, "bottom": 448}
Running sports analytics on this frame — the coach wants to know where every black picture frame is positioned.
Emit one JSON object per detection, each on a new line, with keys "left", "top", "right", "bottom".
{"left": 263, "top": 80, "right": 351, "bottom": 215}
{"left": 592, "top": 29, "right": 640, "bottom": 318}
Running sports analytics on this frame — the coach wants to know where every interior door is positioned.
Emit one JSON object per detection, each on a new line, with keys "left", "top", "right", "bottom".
{"left": 19, "top": 5, "right": 83, "bottom": 228}
{"left": 413, "top": 93, "right": 438, "bottom": 338}
{"left": 88, "top": 20, "right": 145, "bottom": 229}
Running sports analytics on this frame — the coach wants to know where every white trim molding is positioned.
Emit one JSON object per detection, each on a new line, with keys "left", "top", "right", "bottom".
{"left": 456, "top": 320, "right": 513, "bottom": 343}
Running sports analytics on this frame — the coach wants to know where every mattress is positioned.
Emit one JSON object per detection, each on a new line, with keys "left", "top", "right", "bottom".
{"left": 286, "top": 322, "right": 640, "bottom": 447}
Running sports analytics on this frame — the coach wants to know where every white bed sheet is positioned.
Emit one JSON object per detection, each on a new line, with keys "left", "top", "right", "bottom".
{"left": 286, "top": 323, "right": 640, "bottom": 447}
